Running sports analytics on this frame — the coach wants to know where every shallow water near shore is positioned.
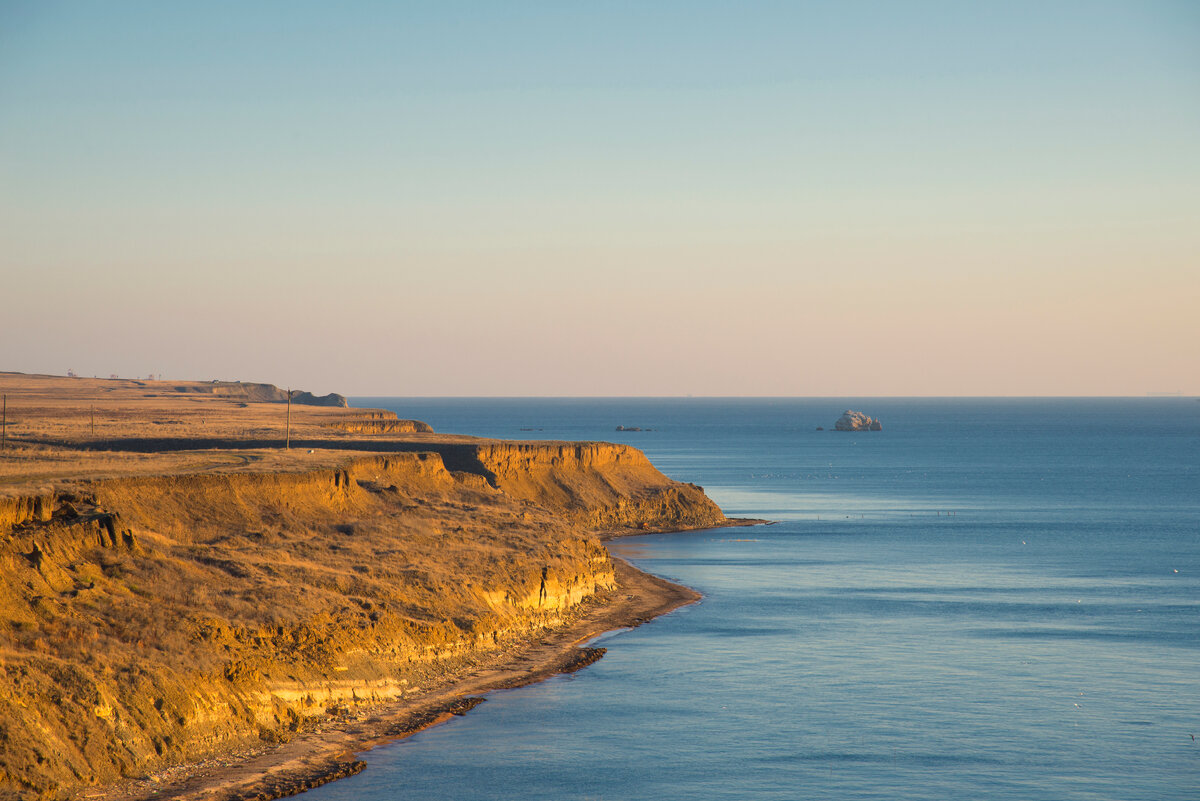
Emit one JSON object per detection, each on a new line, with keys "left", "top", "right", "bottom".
{"left": 307, "top": 398, "right": 1199, "bottom": 800}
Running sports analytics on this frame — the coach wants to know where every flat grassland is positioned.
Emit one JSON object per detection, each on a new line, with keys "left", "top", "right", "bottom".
{"left": 0, "top": 372, "right": 443, "bottom": 493}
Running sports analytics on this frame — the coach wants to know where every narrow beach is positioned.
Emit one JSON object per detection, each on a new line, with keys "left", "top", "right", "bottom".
{"left": 91, "top": 557, "right": 699, "bottom": 801}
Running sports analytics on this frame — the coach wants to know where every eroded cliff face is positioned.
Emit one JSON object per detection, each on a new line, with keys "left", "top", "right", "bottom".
{"left": 0, "top": 443, "right": 725, "bottom": 800}
{"left": 326, "top": 419, "right": 434, "bottom": 434}
{"left": 446, "top": 442, "right": 727, "bottom": 532}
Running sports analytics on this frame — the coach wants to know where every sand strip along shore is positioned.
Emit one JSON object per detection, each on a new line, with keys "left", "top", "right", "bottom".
{"left": 86, "top": 556, "right": 700, "bottom": 801}
{"left": 0, "top": 373, "right": 765, "bottom": 799}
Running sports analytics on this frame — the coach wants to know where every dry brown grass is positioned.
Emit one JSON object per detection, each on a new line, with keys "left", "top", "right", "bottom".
{"left": 1, "top": 450, "right": 620, "bottom": 799}
{"left": 0, "top": 372, "right": 449, "bottom": 494}
{"left": 0, "top": 372, "right": 728, "bottom": 800}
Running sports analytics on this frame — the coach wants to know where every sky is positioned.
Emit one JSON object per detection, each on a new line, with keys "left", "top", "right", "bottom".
{"left": 1, "top": 1, "right": 1197, "bottom": 396}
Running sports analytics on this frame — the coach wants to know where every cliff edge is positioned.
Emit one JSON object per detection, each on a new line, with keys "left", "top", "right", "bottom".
{"left": 0, "top": 374, "right": 731, "bottom": 800}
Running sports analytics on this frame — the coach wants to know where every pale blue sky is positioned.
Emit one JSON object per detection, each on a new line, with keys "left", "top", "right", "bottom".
{"left": 2, "top": 2, "right": 1197, "bottom": 395}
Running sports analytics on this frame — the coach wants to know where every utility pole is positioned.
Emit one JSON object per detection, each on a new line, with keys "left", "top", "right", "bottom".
{"left": 285, "top": 388, "right": 292, "bottom": 450}
{"left": 1, "top": 394, "right": 6, "bottom": 452}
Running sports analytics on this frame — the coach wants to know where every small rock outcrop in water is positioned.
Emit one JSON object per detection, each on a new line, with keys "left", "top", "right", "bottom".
{"left": 834, "top": 410, "right": 882, "bottom": 431}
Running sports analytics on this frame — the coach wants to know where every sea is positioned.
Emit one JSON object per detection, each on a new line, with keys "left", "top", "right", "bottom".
{"left": 304, "top": 398, "right": 1199, "bottom": 801}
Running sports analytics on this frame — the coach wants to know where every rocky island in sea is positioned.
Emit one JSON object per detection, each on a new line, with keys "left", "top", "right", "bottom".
{"left": 834, "top": 410, "right": 882, "bottom": 431}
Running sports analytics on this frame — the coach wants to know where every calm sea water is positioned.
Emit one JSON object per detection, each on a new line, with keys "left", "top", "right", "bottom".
{"left": 306, "top": 398, "right": 1199, "bottom": 801}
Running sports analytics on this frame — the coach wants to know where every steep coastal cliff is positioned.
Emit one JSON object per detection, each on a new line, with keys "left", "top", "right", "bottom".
{"left": 0, "top": 440, "right": 727, "bottom": 800}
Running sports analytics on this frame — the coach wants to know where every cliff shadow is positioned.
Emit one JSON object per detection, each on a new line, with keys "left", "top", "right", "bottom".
{"left": 17, "top": 437, "right": 500, "bottom": 486}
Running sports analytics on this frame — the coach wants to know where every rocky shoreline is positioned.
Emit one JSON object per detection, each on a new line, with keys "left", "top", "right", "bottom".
{"left": 92, "top": 557, "right": 710, "bottom": 801}
{"left": 0, "top": 372, "right": 747, "bottom": 800}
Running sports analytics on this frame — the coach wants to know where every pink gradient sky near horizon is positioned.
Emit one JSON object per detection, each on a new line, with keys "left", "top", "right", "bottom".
{"left": 1, "top": 2, "right": 1197, "bottom": 396}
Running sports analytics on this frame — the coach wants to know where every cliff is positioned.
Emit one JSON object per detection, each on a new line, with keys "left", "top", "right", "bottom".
{"left": 326, "top": 418, "right": 434, "bottom": 434}
{"left": 0, "top": 443, "right": 727, "bottom": 800}
{"left": 466, "top": 441, "right": 726, "bottom": 531}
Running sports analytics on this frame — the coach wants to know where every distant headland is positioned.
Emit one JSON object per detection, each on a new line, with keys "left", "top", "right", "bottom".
{"left": 0, "top": 371, "right": 753, "bottom": 800}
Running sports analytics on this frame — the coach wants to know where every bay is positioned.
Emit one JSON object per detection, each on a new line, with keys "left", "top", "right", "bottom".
{"left": 301, "top": 398, "right": 1200, "bottom": 800}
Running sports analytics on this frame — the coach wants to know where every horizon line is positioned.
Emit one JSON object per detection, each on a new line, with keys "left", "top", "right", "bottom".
{"left": 345, "top": 394, "right": 1198, "bottom": 400}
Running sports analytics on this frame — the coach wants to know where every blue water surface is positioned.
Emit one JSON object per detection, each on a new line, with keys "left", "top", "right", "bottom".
{"left": 303, "top": 398, "right": 1199, "bottom": 801}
